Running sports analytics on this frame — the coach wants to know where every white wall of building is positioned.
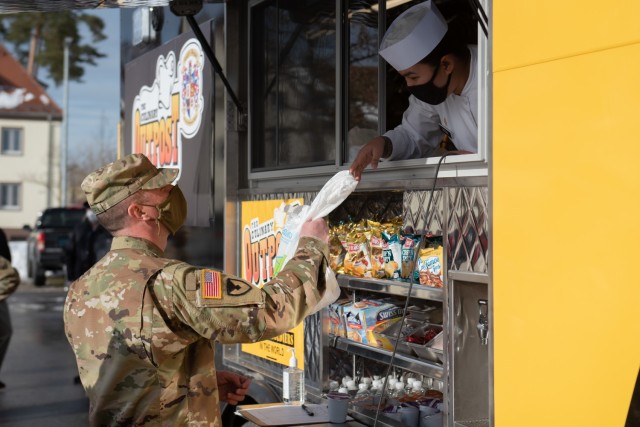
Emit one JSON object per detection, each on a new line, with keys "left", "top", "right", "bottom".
{"left": 8, "top": 240, "right": 27, "bottom": 279}
{"left": 0, "top": 117, "right": 61, "bottom": 230}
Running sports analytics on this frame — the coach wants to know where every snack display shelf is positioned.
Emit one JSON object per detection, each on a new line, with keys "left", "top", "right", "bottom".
{"left": 336, "top": 274, "right": 444, "bottom": 302}
{"left": 331, "top": 335, "right": 444, "bottom": 379}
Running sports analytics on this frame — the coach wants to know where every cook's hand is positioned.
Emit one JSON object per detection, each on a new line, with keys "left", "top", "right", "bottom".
{"left": 300, "top": 218, "right": 329, "bottom": 244}
{"left": 349, "top": 136, "right": 386, "bottom": 181}
{"left": 217, "top": 371, "right": 251, "bottom": 406}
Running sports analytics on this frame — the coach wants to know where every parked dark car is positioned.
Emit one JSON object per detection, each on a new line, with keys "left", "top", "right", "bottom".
{"left": 26, "top": 207, "right": 86, "bottom": 286}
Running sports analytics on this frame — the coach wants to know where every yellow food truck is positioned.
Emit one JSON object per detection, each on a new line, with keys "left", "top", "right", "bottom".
{"left": 119, "top": 1, "right": 639, "bottom": 426}
{"left": 6, "top": 0, "right": 637, "bottom": 425}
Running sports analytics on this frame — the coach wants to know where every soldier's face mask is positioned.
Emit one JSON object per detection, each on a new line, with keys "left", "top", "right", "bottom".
{"left": 407, "top": 63, "right": 452, "bottom": 105}
{"left": 144, "top": 186, "right": 187, "bottom": 235}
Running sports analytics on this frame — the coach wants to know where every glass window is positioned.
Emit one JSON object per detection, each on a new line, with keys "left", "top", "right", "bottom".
{"left": 1, "top": 128, "right": 23, "bottom": 155}
{"left": 250, "top": 0, "right": 337, "bottom": 171}
{"left": 0, "top": 183, "right": 20, "bottom": 209}
{"left": 248, "top": 0, "right": 487, "bottom": 178}
{"left": 345, "top": 1, "right": 379, "bottom": 163}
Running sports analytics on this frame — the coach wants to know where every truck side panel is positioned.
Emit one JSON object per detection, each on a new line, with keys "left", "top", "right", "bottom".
{"left": 493, "top": 1, "right": 640, "bottom": 425}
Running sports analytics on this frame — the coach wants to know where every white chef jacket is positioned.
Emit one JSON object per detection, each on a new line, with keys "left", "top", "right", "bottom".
{"left": 384, "top": 45, "right": 478, "bottom": 160}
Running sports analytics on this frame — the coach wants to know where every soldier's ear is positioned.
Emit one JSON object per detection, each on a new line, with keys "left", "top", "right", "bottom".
{"left": 127, "top": 202, "right": 148, "bottom": 221}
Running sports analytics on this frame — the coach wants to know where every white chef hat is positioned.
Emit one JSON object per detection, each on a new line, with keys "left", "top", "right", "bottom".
{"left": 379, "top": 1, "right": 448, "bottom": 71}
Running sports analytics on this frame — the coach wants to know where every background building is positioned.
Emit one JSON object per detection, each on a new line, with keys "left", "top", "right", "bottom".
{"left": 0, "top": 44, "right": 62, "bottom": 235}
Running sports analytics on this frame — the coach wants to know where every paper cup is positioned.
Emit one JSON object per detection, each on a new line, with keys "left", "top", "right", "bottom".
{"left": 327, "top": 392, "right": 350, "bottom": 423}
{"left": 420, "top": 409, "right": 443, "bottom": 427}
{"left": 399, "top": 404, "right": 420, "bottom": 427}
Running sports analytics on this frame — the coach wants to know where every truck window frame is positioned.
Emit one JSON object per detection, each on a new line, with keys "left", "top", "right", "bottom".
{"left": 247, "top": 0, "right": 490, "bottom": 188}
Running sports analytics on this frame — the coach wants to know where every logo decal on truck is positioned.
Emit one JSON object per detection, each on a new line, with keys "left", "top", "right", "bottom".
{"left": 131, "top": 38, "right": 205, "bottom": 180}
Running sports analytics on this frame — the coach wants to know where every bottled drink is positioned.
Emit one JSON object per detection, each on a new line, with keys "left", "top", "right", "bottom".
{"left": 407, "top": 380, "right": 426, "bottom": 401}
{"left": 405, "top": 377, "right": 416, "bottom": 394}
{"left": 390, "top": 381, "right": 406, "bottom": 404}
{"left": 356, "top": 382, "right": 370, "bottom": 398}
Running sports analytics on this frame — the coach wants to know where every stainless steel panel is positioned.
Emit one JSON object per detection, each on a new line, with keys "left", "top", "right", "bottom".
{"left": 448, "top": 271, "right": 489, "bottom": 284}
{"left": 446, "top": 187, "right": 489, "bottom": 273}
{"left": 404, "top": 190, "right": 444, "bottom": 235}
{"left": 337, "top": 274, "right": 444, "bottom": 302}
{"left": 333, "top": 336, "right": 444, "bottom": 379}
{"left": 246, "top": 164, "right": 488, "bottom": 193}
{"left": 450, "top": 281, "right": 489, "bottom": 426}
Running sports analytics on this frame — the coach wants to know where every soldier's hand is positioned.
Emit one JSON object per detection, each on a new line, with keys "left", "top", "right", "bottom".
{"left": 216, "top": 371, "right": 251, "bottom": 405}
{"left": 349, "top": 136, "right": 386, "bottom": 181}
{"left": 300, "top": 218, "right": 329, "bottom": 244}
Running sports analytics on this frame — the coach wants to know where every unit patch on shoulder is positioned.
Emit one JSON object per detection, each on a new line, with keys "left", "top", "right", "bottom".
{"left": 226, "top": 279, "right": 253, "bottom": 297}
{"left": 201, "top": 270, "right": 222, "bottom": 299}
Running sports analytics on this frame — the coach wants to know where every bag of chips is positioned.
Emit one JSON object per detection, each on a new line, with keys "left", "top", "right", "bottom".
{"left": 414, "top": 245, "right": 444, "bottom": 288}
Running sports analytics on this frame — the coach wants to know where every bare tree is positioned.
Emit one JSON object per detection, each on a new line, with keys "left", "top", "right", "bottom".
{"left": 67, "top": 112, "right": 117, "bottom": 205}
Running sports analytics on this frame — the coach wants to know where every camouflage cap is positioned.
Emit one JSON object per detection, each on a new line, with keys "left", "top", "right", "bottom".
{"left": 81, "top": 153, "right": 179, "bottom": 215}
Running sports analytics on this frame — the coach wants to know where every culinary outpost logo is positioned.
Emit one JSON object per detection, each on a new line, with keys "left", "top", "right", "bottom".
{"left": 243, "top": 217, "right": 281, "bottom": 286}
{"left": 131, "top": 38, "right": 205, "bottom": 178}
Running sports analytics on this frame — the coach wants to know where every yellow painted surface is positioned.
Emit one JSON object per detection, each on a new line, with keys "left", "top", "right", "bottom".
{"left": 493, "top": 37, "right": 640, "bottom": 427}
{"left": 240, "top": 199, "right": 306, "bottom": 369}
{"left": 494, "top": 0, "right": 640, "bottom": 72}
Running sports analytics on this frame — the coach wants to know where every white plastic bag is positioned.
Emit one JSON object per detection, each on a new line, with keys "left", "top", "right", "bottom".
{"left": 273, "top": 170, "right": 358, "bottom": 314}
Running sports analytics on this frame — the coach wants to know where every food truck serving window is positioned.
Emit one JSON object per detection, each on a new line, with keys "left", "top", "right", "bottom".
{"left": 249, "top": 0, "right": 489, "bottom": 176}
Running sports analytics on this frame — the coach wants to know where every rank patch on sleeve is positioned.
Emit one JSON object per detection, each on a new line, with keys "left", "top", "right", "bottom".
{"left": 201, "top": 270, "right": 222, "bottom": 299}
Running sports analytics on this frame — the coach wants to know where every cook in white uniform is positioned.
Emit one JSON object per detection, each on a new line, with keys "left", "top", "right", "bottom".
{"left": 350, "top": 0, "right": 477, "bottom": 180}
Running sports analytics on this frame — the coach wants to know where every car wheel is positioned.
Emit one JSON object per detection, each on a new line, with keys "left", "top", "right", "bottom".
{"left": 33, "top": 264, "right": 46, "bottom": 287}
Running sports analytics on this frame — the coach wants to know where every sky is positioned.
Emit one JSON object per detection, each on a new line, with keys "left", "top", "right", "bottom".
{"left": 42, "top": 9, "right": 120, "bottom": 162}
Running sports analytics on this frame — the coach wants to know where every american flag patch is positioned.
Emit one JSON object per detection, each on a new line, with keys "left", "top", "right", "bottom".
{"left": 201, "top": 270, "right": 222, "bottom": 299}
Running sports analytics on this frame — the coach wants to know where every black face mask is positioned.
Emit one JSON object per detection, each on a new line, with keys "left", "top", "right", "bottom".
{"left": 407, "top": 64, "right": 452, "bottom": 105}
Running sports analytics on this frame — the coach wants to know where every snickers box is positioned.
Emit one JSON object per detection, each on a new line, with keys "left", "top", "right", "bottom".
{"left": 343, "top": 299, "right": 404, "bottom": 345}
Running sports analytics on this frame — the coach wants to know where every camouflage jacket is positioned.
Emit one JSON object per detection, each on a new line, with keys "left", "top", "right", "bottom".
{"left": 0, "top": 256, "right": 19, "bottom": 301}
{"left": 64, "top": 235, "right": 329, "bottom": 426}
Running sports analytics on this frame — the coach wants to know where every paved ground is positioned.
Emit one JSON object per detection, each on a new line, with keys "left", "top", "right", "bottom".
{"left": 0, "top": 277, "right": 89, "bottom": 426}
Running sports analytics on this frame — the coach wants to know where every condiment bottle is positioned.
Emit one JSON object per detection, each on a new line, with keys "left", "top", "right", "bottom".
{"left": 283, "top": 348, "right": 304, "bottom": 405}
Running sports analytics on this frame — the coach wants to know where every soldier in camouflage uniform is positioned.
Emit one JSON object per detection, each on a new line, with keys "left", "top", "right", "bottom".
{"left": 0, "top": 256, "right": 19, "bottom": 301}
{"left": 64, "top": 153, "right": 334, "bottom": 426}
{"left": 0, "top": 244, "right": 20, "bottom": 389}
